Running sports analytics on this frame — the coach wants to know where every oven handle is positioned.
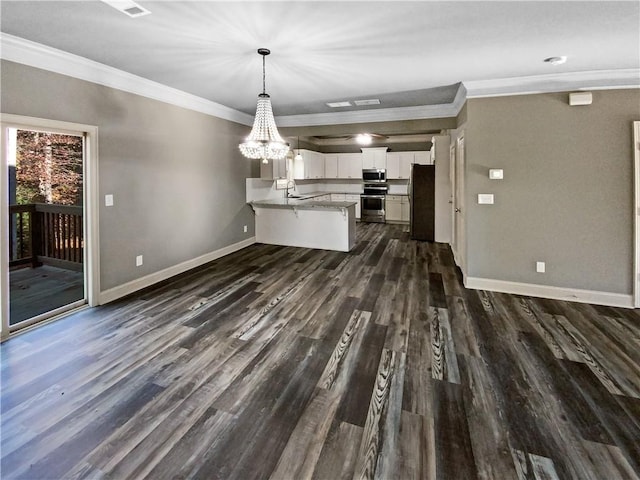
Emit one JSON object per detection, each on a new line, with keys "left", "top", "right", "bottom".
{"left": 360, "top": 195, "right": 386, "bottom": 199}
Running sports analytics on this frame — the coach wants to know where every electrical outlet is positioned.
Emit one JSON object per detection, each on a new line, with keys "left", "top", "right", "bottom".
{"left": 243, "top": 225, "right": 248, "bottom": 233}
{"left": 536, "top": 261, "right": 545, "bottom": 273}
{"left": 136, "top": 255, "right": 143, "bottom": 267}
{"left": 105, "top": 194, "right": 114, "bottom": 207}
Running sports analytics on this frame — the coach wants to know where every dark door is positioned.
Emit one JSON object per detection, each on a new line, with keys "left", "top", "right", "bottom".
{"left": 410, "top": 164, "right": 435, "bottom": 241}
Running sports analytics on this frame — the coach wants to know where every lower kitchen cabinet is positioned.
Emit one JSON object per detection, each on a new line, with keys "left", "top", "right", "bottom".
{"left": 401, "top": 200, "right": 410, "bottom": 223}
{"left": 386, "top": 195, "right": 409, "bottom": 223}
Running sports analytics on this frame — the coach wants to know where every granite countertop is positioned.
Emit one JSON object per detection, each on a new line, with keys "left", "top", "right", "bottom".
{"left": 297, "top": 191, "right": 362, "bottom": 197}
{"left": 250, "top": 198, "right": 357, "bottom": 210}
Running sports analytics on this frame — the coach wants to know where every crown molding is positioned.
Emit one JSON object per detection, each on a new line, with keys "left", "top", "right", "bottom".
{"left": 0, "top": 33, "right": 254, "bottom": 126}
{"left": 2, "top": 33, "right": 638, "bottom": 128}
{"left": 307, "top": 133, "right": 432, "bottom": 146}
{"left": 276, "top": 83, "right": 468, "bottom": 127}
{"left": 275, "top": 101, "right": 462, "bottom": 127}
{"left": 464, "top": 69, "right": 640, "bottom": 98}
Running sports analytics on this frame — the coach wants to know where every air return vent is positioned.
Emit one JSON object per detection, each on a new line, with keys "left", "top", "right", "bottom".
{"left": 354, "top": 99, "right": 380, "bottom": 106}
{"left": 101, "top": 0, "right": 151, "bottom": 18}
{"left": 124, "top": 6, "right": 145, "bottom": 16}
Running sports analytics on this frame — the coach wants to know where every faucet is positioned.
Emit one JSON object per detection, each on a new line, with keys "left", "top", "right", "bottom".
{"left": 286, "top": 179, "right": 297, "bottom": 198}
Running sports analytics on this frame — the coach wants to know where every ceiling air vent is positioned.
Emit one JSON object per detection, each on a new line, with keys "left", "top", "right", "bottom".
{"left": 101, "top": 0, "right": 151, "bottom": 18}
{"left": 354, "top": 99, "right": 380, "bottom": 106}
{"left": 124, "top": 6, "right": 146, "bottom": 16}
{"left": 326, "top": 101, "right": 352, "bottom": 108}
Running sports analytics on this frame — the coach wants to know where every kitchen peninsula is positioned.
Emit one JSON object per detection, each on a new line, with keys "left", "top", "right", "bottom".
{"left": 250, "top": 196, "right": 357, "bottom": 252}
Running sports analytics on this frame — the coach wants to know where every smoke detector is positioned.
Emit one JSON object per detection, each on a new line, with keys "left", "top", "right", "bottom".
{"left": 543, "top": 56, "right": 567, "bottom": 66}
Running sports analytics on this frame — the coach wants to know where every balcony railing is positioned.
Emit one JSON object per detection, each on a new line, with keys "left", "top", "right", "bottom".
{"left": 9, "top": 203, "right": 83, "bottom": 271}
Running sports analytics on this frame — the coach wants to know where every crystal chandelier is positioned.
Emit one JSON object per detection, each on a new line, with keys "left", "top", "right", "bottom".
{"left": 239, "top": 48, "right": 289, "bottom": 164}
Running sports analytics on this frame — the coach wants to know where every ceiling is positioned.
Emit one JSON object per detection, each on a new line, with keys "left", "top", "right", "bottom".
{"left": 1, "top": 1, "right": 638, "bottom": 134}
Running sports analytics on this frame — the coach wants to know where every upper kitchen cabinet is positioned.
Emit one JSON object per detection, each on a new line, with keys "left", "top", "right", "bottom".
{"left": 386, "top": 152, "right": 413, "bottom": 179}
{"left": 386, "top": 151, "right": 430, "bottom": 179}
{"left": 260, "top": 157, "right": 287, "bottom": 180}
{"left": 361, "top": 147, "right": 388, "bottom": 169}
{"left": 324, "top": 154, "right": 339, "bottom": 179}
{"left": 414, "top": 151, "right": 431, "bottom": 165}
{"left": 293, "top": 149, "right": 325, "bottom": 180}
{"left": 337, "top": 153, "right": 362, "bottom": 179}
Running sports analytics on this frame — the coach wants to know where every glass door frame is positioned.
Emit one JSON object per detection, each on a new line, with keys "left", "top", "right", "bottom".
{"left": 1, "top": 114, "right": 100, "bottom": 339}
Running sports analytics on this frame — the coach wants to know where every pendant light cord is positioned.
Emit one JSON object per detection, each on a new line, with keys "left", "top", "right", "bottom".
{"left": 262, "top": 54, "right": 266, "bottom": 95}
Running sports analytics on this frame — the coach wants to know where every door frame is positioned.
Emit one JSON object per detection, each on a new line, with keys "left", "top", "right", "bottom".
{"left": 1, "top": 114, "right": 100, "bottom": 339}
{"left": 449, "top": 142, "right": 456, "bottom": 253}
{"left": 452, "top": 133, "right": 466, "bottom": 276}
{"left": 634, "top": 121, "right": 639, "bottom": 308}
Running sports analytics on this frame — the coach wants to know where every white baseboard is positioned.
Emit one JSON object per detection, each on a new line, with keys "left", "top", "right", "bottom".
{"left": 99, "top": 237, "right": 256, "bottom": 304}
{"left": 465, "top": 276, "right": 634, "bottom": 309}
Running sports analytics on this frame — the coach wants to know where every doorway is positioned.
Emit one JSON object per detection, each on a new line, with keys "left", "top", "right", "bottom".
{"left": 1, "top": 115, "right": 99, "bottom": 338}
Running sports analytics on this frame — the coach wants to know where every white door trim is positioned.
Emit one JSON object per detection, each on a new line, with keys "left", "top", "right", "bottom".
{"left": 449, "top": 142, "right": 456, "bottom": 250}
{"left": 0, "top": 125, "right": 8, "bottom": 339}
{"left": 456, "top": 134, "right": 466, "bottom": 277}
{"left": 634, "top": 121, "right": 640, "bottom": 308}
{"left": 0, "top": 114, "right": 99, "bottom": 339}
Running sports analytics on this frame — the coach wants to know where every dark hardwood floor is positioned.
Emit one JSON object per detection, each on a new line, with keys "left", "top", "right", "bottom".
{"left": 1, "top": 223, "right": 639, "bottom": 480}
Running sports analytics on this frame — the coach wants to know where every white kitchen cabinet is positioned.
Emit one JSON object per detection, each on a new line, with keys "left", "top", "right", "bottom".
{"left": 386, "top": 194, "right": 409, "bottom": 223}
{"left": 414, "top": 151, "right": 431, "bottom": 165}
{"left": 401, "top": 198, "right": 410, "bottom": 222}
{"left": 386, "top": 153, "right": 400, "bottom": 178}
{"left": 309, "top": 151, "right": 325, "bottom": 179}
{"left": 260, "top": 157, "right": 286, "bottom": 180}
{"left": 324, "top": 154, "right": 339, "bottom": 179}
{"left": 386, "top": 152, "right": 414, "bottom": 179}
{"left": 400, "top": 155, "right": 412, "bottom": 178}
{"left": 338, "top": 153, "right": 362, "bottom": 179}
{"left": 345, "top": 194, "right": 361, "bottom": 219}
{"left": 293, "top": 149, "right": 325, "bottom": 180}
{"left": 386, "top": 195, "right": 403, "bottom": 222}
{"left": 361, "top": 147, "right": 388, "bottom": 170}
{"left": 387, "top": 151, "right": 428, "bottom": 178}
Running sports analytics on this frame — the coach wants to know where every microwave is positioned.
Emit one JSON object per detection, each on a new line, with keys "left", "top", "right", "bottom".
{"left": 362, "top": 168, "right": 386, "bottom": 183}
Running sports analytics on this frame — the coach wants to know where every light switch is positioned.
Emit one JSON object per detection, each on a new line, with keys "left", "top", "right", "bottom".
{"left": 489, "top": 169, "right": 503, "bottom": 180}
{"left": 478, "top": 194, "right": 494, "bottom": 204}
{"left": 105, "top": 194, "right": 114, "bottom": 207}
{"left": 536, "top": 261, "right": 546, "bottom": 273}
